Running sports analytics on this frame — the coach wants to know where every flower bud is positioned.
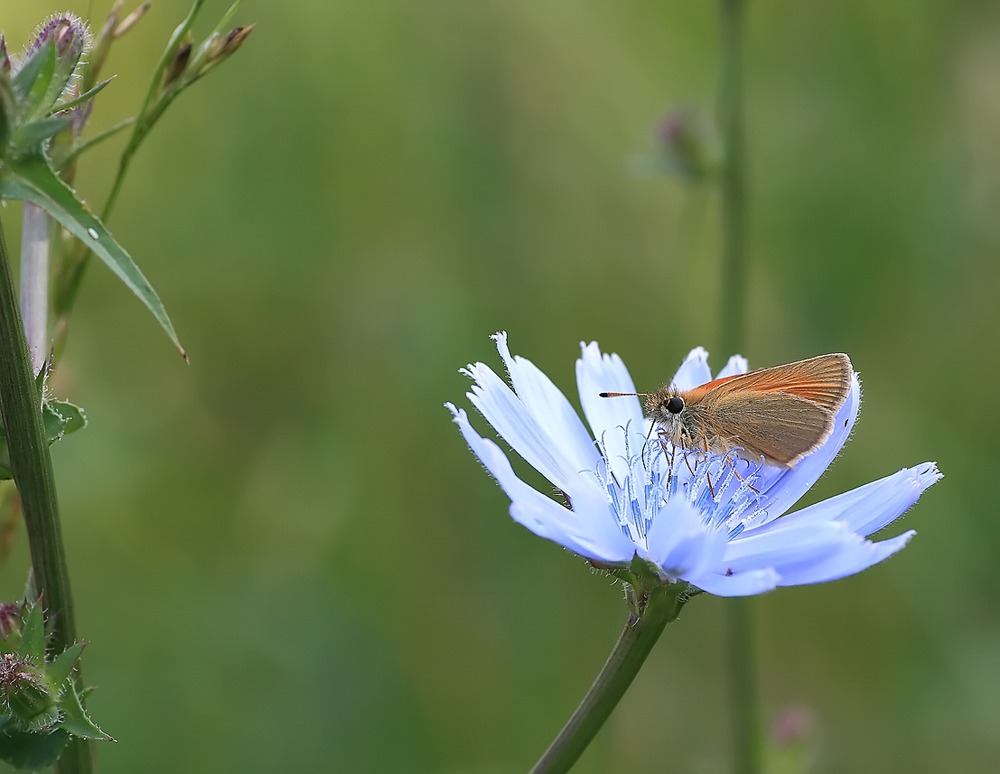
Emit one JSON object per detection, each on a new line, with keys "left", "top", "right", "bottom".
{"left": 163, "top": 40, "right": 193, "bottom": 89}
{"left": 7, "top": 15, "right": 91, "bottom": 133}
{"left": 0, "top": 654, "right": 59, "bottom": 733}
{"left": 0, "top": 602, "right": 23, "bottom": 641}
{"left": 654, "top": 109, "right": 717, "bottom": 182}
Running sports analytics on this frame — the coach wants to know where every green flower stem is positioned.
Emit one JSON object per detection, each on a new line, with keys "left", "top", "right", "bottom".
{"left": 717, "top": 1, "right": 760, "bottom": 773}
{"left": 530, "top": 584, "right": 686, "bottom": 774}
{"left": 0, "top": 220, "right": 91, "bottom": 773}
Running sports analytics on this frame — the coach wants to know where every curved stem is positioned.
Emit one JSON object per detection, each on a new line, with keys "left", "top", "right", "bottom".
{"left": 530, "top": 584, "right": 686, "bottom": 774}
{"left": 0, "top": 221, "right": 90, "bottom": 773}
{"left": 717, "top": 2, "right": 761, "bottom": 773}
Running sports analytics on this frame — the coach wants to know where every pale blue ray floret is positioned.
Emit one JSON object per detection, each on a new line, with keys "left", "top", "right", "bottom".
{"left": 446, "top": 333, "right": 939, "bottom": 597}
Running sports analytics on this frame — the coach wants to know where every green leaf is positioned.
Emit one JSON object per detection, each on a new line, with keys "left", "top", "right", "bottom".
{"left": 0, "top": 728, "right": 68, "bottom": 770}
{"left": 0, "top": 154, "right": 185, "bottom": 357}
{"left": 57, "top": 683, "right": 114, "bottom": 742}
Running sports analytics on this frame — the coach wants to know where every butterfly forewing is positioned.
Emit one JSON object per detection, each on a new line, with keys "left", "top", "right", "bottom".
{"left": 695, "top": 354, "right": 852, "bottom": 413}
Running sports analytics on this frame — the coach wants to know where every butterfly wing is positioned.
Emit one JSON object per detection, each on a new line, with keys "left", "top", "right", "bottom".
{"left": 707, "top": 392, "right": 837, "bottom": 465}
{"left": 682, "top": 354, "right": 853, "bottom": 466}
{"left": 686, "top": 354, "right": 852, "bottom": 412}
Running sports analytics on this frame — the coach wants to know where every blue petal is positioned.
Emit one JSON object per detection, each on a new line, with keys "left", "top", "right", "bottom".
{"left": 723, "top": 521, "right": 858, "bottom": 573}
{"left": 642, "top": 499, "right": 728, "bottom": 578}
{"left": 715, "top": 354, "right": 748, "bottom": 379}
{"left": 768, "top": 463, "right": 940, "bottom": 537}
{"left": 447, "top": 405, "right": 636, "bottom": 563}
{"left": 492, "top": 332, "right": 598, "bottom": 473}
{"left": 687, "top": 568, "right": 781, "bottom": 597}
{"left": 755, "top": 373, "right": 862, "bottom": 522}
{"left": 671, "top": 347, "right": 713, "bottom": 391}
{"left": 576, "top": 342, "right": 645, "bottom": 485}
{"left": 776, "top": 530, "right": 914, "bottom": 586}
{"left": 463, "top": 363, "right": 586, "bottom": 490}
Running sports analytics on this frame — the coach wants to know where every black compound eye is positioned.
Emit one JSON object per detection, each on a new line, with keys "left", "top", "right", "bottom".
{"left": 665, "top": 396, "right": 685, "bottom": 414}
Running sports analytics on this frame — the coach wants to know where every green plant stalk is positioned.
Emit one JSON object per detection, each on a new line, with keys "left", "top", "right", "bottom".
{"left": 0, "top": 220, "right": 91, "bottom": 774}
{"left": 530, "top": 584, "right": 685, "bottom": 774}
{"left": 717, "top": 1, "right": 760, "bottom": 773}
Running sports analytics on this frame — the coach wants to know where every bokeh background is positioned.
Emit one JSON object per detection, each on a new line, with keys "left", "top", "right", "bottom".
{"left": 2, "top": 1, "right": 998, "bottom": 771}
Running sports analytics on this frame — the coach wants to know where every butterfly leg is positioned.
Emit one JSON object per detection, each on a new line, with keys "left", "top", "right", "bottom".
{"left": 697, "top": 437, "right": 719, "bottom": 499}
{"left": 724, "top": 455, "right": 761, "bottom": 494}
{"left": 658, "top": 434, "right": 678, "bottom": 493}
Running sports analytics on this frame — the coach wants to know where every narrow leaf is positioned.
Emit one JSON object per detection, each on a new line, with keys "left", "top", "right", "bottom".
{"left": 0, "top": 155, "right": 185, "bottom": 357}
{"left": 52, "top": 76, "right": 114, "bottom": 114}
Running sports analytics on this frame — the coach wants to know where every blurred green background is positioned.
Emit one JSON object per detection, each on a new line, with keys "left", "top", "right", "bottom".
{"left": 2, "top": 1, "right": 998, "bottom": 771}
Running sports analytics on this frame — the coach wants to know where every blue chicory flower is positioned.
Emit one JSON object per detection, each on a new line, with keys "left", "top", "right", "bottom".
{"left": 447, "top": 333, "right": 939, "bottom": 597}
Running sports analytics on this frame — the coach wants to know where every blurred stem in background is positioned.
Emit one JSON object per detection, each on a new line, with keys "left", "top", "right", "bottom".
{"left": 717, "top": 1, "right": 761, "bottom": 773}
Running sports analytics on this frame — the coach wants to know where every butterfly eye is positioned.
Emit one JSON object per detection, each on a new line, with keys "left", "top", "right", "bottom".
{"left": 666, "top": 396, "right": 684, "bottom": 414}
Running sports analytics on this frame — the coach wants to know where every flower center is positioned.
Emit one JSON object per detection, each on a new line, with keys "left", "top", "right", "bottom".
{"left": 591, "top": 423, "right": 768, "bottom": 548}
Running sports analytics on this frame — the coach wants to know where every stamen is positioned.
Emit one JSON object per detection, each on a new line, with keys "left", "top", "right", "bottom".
{"left": 587, "top": 425, "right": 768, "bottom": 552}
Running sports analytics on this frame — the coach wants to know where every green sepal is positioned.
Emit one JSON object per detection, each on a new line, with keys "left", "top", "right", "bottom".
{"left": 42, "top": 400, "right": 87, "bottom": 442}
{"left": 16, "top": 603, "right": 44, "bottom": 662}
{"left": 0, "top": 728, "right": 68, "bottom": 770}
{"left": 45, "top": 642, "right": 84, "bottom": 688}
{"left": 11, "top": 41, "right": 55, "bottom": 121}
{"left": 0, "top": 153, "right": 185, "bottom": 357}
{"left": 0, "top": 77, "right": 13, "bottom": 152}
{"left": 56, "top": 680, "right": 114, "bottom": 742}
{"left": 0, "top": 399, "right": 86, "bottom": 480}
{"left": 627, "top": 553, "right": 662, "bottom": 584}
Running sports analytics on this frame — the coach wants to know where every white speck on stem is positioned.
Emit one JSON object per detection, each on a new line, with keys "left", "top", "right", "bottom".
{"left": 87, "top": 227, "right": 98, "bottom": 240}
